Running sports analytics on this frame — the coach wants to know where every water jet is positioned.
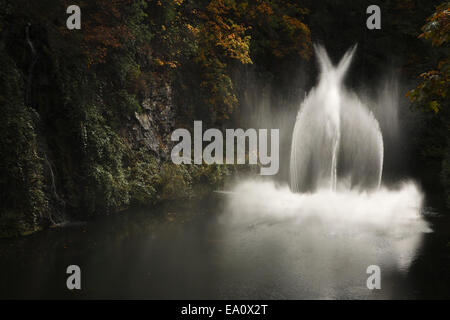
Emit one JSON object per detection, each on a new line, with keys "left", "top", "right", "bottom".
{"left": 290, "top": 45, "right": 384, "bottom": 192}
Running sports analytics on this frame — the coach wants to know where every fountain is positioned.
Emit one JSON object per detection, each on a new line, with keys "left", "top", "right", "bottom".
{"left": 216, "top": 45, "right": 430, "bottom": 297}
{"left": 290, "top": 45, "right": 384, "bottom": 192}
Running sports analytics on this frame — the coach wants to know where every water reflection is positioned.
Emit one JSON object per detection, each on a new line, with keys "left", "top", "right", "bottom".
{"left": 0, "top": 185, "right": 447, "bottom": 299}
{"left": 216, "top": 180, "right": 430, "bottom": 299}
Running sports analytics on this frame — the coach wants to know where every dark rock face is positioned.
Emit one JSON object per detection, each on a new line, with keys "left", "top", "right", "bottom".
{"left": 128, "top": 83, "right": 175, "bottom": 160}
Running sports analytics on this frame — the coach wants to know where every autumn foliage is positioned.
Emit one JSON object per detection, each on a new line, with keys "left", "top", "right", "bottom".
{"left": 407, "top": 2, "right": 449, "bottom": 113}
{"left": 55, "top": 0, "right": 313, "bottom": 122}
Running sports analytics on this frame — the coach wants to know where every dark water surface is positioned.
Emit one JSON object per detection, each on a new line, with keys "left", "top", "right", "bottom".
{"left": 0, "top": 194, "right": 449, "bottom": 299}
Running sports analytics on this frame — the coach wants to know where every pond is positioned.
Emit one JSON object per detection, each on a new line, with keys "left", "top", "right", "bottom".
{"left": 0, "top": 182, "right": 449, "bottom": 299}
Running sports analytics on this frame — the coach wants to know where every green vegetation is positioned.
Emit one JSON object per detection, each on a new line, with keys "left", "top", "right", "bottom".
{"left": 407, "top": 2, "right": 450, "bottom": 207}
{"left": 0, "top": 49, "right": 47, "bottom": 237}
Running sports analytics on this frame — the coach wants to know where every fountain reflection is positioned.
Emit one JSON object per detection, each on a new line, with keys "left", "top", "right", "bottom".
{"left": 218, "top": 179, "right": 430, "bottom": 298}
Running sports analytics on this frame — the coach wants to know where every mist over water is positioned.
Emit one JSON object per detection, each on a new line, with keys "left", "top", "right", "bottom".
{"left": 222, "top": 180, "right": 429, "bottom": 262}
{"left": 215, "top": 179, "right": 430, "bottom": 298}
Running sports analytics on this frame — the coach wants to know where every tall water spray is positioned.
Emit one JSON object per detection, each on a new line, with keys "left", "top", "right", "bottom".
{"left": 290, "top": 45, "right": 384, "bottom": 192}
{"left": 217, "top": 46, "right": 429, "bottom": 296}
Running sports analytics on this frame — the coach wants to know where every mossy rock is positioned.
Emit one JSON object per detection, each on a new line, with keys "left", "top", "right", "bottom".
{"left": 0, "top": 211, "right": 41, "bottom": 238}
